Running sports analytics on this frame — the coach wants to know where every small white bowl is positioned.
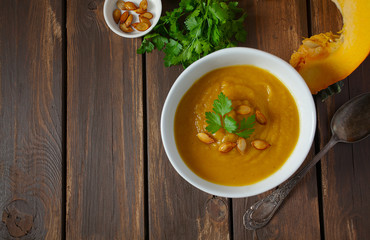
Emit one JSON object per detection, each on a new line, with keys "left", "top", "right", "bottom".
{"left": 103, "top": 0, "right": 162, "bottom": 38}
{"left": 161, "top": 47, "right": 316, "bottom": 198}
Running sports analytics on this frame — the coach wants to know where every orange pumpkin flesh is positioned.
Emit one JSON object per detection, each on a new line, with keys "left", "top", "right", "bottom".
{"left": 290, "top": 0, "right": 370, "bottom": 94}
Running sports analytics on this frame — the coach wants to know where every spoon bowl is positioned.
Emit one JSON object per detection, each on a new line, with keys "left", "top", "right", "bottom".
{"left": 331, "top": 93, "right": 370, "bottom": 142}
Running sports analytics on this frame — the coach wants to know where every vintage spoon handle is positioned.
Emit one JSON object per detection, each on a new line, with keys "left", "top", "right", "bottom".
{"left": 243, "top": 136, "right": 338, "bottom": 230}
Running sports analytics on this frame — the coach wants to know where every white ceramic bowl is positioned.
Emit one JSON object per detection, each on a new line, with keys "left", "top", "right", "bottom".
{"left": 161, "top": 47, "right": 316, "bottom": 198}
{"left": 103, "top": 0, "right": 162, "bottom": 38}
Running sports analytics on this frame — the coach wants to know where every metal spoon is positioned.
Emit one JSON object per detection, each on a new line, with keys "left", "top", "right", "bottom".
{"left": 243, "top": 92, "right": 370, "bottom": 230}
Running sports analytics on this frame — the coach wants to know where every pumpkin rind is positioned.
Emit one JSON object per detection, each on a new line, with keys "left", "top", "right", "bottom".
{"left": 290, "top": 0, "right": 370, "bottom": 94}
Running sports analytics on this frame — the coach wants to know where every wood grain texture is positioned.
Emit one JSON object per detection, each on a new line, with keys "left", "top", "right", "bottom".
{"left": 0, "top": 0, "right": 64, "bottom": 239}
{"left": 311, "top": 0, "right": 370, "bottom": 239}
{"left": 66, "top": 0, "right": 145, "bottom": 239}
{"left": 242, "top": 0, "right": 308, "bottom": 61}
{"left": 232, "top": 0, "right": 321, "bottom": 239}
{"left": 314, "top": 64, "right": 370, "bottom": 240}
{"left": 146, "top": 2, "right": 230, "bottom": 239}
{"left": 146, "top": 52, "right": 231, "bottom": 240}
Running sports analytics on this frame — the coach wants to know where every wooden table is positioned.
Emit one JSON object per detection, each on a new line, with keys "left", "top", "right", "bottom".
{"left": 1, "top": 0, "right": 369, "bottom": 239}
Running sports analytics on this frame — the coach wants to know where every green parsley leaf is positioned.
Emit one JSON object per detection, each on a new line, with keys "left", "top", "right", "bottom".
{"left": 212, "top": 92, "right": 233, "bottom": 117}
{"left": 239, "top": 115, "right": 255, "bottom": 130}
{"left": 193, "top": 39, "right": 203, "bottom": 54}
{"left": 137, "top": 0, "right": 247, "bottom": 68}
{"left": 185, "top": 16, "right": 201, "bottom": 31}
{"left": 152, "top": 35, "right": 169, "bottom": 51}
{"left": 137, "top": 39, "right": 155, "bottom": 54}
{"left": 235, "top": 115, "right": 256, "bottom": 138}
{"left": 205, "top": 112, "right": 222, "bottom": 133}
{"left": 164, "top": 39, "right": 183, "bottom": 56}
{"left": 205, "top": 92, "right": 256, "bottom": 138}
{"left": 179, "top": 0, "right": 195, "bottom": 11}
{"left": 202, "top": 42, "right": 211, "bottom": 55}
{"left": 224, "top": 115, "right": 238, "bottom": 133}
{"left": 236, "top": 128, "right": 255, "bottom": 139}
{"left": 209, "top": 3, "right": 229, "bottom": 23}
{"left": 211, "top": 26, "right": 221, "bottom": 45}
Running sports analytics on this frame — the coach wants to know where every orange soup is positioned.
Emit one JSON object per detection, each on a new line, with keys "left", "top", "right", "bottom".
{"left": 174, "top": 65, "right": 300, "bottom": 186}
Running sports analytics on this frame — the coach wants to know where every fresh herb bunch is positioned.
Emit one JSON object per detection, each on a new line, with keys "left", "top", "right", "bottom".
{"left": 137, "top": 0, "right": 247, "bottom": 68}
{"left": 206, "top": 92, "right": 255, "bottom": 138}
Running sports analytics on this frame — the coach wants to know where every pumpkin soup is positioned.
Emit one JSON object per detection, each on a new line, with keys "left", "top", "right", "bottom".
{"left": 174, "top": 65, "right": 300, "bottom": 186}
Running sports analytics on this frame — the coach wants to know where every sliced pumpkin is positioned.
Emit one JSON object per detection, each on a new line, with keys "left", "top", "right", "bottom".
{"left": 290, "top": 0, "right": 370, "bottom": 94}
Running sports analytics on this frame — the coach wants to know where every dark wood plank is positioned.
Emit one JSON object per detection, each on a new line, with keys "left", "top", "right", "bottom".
{"left": 315, "top": 62, "right": 370, "bottom": 240}
{"left": 0, "top": 0, "right": 64, "bottom": 239}
{"left": 311, "top": 0, "right": 370, "bottom": 239}
{"left": 233, "top": 0, "right": 321, "bottom": 239}
{"left": 146, "top": 1, "right": 231, "bottom": 239}
{"left": 66, "top": 0, "right": 145, "bottom": 238}
{"left": 146, "top": 45, "right": 231, "bottom": 240}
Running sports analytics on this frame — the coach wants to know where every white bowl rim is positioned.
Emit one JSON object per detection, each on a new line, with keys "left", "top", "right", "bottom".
{"left": 161, "top": 47, "right": 316, "bottom": 198}
{"left": 103, "top": 0, "right": 162, "bottom": 38}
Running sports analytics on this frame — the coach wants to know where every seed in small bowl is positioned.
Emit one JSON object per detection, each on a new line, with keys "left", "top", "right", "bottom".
{"left": 113, "top": 9, "right": 121, "bottom": 24}
{"left": 140, "top": 0, "right": 148, "bottom": 10}
{"left": 125, "top": 14, "right": 133, "bottom": 27}
{"left": 112, "top": 0, "right": 154, "bottom": 34}
{"left": 135, "top": 8, "right": 147, "bottom": 14}
{"left": 133, "top": 22, "right": 150, "bottom": 31}
{"left": 124, "top": 1, "right": 138, "bottom": 10}
{"left": 139, "top": 16, "right": 151, "bottom": 27}
{"left": 116, "top": 0, "right": 125, "bottom": 10}
{"left": 119, "top": 23, "right": 134, "bottom": 32}
{"left": 140, "top": 12, "right": 153, "bottom": 19}
{"left": 119, "top": 11, "right": 129, "bottom": 24}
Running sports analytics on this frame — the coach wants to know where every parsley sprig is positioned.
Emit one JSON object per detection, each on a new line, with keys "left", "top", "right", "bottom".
{"left": 205, "top": 92, "right": 255, "bottom": 138}
{"left": 137, "top": 0, "right": 247, "bottom": 68}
